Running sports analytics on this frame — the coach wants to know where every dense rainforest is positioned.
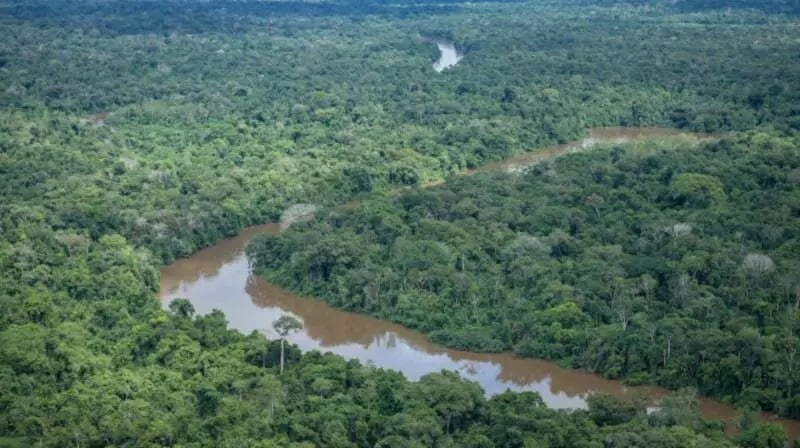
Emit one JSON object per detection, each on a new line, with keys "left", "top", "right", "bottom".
{"left": 1, "top": 0, "right": 799, "bottom": 446}
{"left": 2, "top": 0, "right": 798, "bottom": 265}
{"left": 250, "top": 133, "right": 800, "bottom": 417}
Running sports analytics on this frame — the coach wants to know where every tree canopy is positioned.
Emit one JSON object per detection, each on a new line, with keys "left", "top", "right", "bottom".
{"left": 1, "top": 0, "right": 799, "bottom": 445}
{"left": 250, "top": 133, "right": 800, "bottom": 419}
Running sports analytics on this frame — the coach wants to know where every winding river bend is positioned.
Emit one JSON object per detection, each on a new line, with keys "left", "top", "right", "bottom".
{"left": 159, "top": 127, "right": 799, "bottom": 438}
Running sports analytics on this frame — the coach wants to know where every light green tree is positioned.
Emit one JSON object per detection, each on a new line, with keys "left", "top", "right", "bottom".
{"left": 273, "top": 315, "right": 302, "bottom": 375}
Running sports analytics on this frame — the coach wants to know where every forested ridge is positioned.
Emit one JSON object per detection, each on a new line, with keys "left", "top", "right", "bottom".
{"left": 1, "top": 0, "right": 799, "bottom": 445}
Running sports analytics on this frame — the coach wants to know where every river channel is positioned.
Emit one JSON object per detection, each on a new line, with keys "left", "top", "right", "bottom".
{"left": 432, "top": 41, "right": 462, "bottom": 72}
{"left": 159, "top": 127, "right": 799, "bottom": 438}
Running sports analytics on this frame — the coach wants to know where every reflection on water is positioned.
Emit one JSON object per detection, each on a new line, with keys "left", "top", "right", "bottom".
{"left": 158, "top": 128, "right": 798, "bottom": 438}
{"left": 433, "top": 41, "right": 462, "bottom": 72}
{"left": 158, "top": 226, "right": 800, "bottom": 433}
{"left": 160, "top": 227, "right": 613, "bottom": 407}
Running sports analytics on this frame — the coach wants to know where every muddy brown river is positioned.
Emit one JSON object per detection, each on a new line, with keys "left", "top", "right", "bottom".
{"left": 159, "top": 128, "right": 799, "bottom": 438}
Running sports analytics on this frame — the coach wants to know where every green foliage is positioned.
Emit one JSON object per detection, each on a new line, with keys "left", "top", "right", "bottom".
{"left": 273, "top": 315, "right": 303, "bottom": 338}
{"left": 587, "top": 394, "right": 642, "bottom": 427}
{"left": 671, "top": 173, "right": 725, "bottom": 207}
{"left": 0, "top": 0, "right": 798, "bottom": 445}
{"left": 737, "top": 423, "right": 788, "bottom": 448}
{"left": 252, "top": 134, "right": 800, "bottom": 419}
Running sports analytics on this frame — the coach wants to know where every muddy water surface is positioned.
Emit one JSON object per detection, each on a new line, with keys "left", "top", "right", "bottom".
{"left": 432, "top": 41, "right": 462, "bottom": 72}
{"left": 159, "top": 128, "right": 799, "bottom": 438}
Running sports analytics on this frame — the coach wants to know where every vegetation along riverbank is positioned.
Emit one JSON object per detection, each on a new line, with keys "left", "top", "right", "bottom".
{"left": 2, "top": 0, "right": 799, "bottom": 445}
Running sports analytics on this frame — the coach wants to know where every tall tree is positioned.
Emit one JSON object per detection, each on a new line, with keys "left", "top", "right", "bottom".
{"left": 273, "top": 315, "right": 302, "bottom": 375}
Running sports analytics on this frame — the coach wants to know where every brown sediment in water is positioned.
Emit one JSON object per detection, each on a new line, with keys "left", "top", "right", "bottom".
{"left": 470, "top": 126, "right": 715, "bottom": 175}
{"left": 158, "top": 128, "right": 799, "bottom": 439}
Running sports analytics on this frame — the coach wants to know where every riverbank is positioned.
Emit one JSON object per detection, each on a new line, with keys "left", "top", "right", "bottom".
{"left": 161, "top": 220, "right": 800, "bottom": 439}
{"left": 160, "top": 128, "right": 800, "bottom": 439}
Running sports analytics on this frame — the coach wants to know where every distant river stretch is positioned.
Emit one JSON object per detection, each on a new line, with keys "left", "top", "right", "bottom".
{"left": 433, "top": 41, "right": 462, "bottom": 72}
